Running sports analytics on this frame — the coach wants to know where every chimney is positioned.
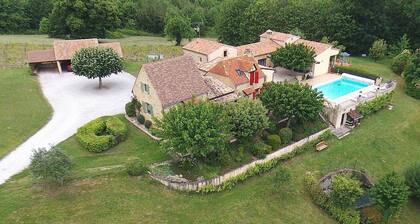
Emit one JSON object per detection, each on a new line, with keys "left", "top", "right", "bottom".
{"left": 266, "top": 29, "right": 273, "bottom": 35}
{"left": 244, "top": 48, "right": 253, "bottom": 56}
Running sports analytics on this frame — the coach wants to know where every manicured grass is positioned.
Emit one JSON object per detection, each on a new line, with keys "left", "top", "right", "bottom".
{"left": 0, "top": 58, "right": 419, "bottom": 223}
{"left": 0, "top": 68, "right": 52, "bottom": 158}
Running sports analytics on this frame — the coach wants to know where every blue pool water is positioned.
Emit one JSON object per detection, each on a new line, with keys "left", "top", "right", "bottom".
{"left": 314, "top": 77, "right": 369, "bottom": 100}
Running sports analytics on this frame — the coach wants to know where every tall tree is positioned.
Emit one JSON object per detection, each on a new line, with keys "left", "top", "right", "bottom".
{"left": 404, "top": 50, "right": 420, "bottom": 99}
{"left": 239, "top": 0, "right": 274, "bottom": 44}
{"left": 48, "top": 0, "right": 120, "bottom": 38}
{"left": 216, "top": 0, "right": 252, "bottom": 45}
{"left": 164, "top": 13, "right": 195, "bottom": 46}
{"left": 271, "top": 43, "right": 316, "bottom": 72}
{"left": 24, "top": 0, "right": 54, "bottom": 30}
{"left": 72, "top": 47, "right": 123, "bottom": 89}
{"left": 155, "top": 100, "right": 231, "bottom": 161}
{"left": 259, "top": 82, "right": 324, "bottom": 126}
{"left": 0, "top": 0, "right": 29, "bottom": 33}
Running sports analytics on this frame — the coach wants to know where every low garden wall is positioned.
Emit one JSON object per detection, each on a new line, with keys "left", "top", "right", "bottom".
{"left": 125, "top": 115, "right": 161, "bottom": 141}
{"left": 150, "top": 128, "right": 329, "bottom": 192}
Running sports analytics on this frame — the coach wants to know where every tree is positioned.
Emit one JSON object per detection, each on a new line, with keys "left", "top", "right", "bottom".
{"left": 48, "top": 0, "right": 120, "bottom": 38}
{"left": 289, "top": 27, "right": 305, "bottom": 38}
{"left": 271, "top": 43, "right": 316, "bottom": 72}
{"left": 72, "top": 47, "right": 123, "bottom": 89}
{"left": 259, "top": 82, "right": 324, "bottom": 126}
{"left": 164, "top": 13, "right": 195, "bottom": 46}
{"left": 391, "top": 50, "right": 412, "bottom": 75}
{"left": 30, "top": 146, "right": 72, "bottom": 185}
{"left": 389, "top": 34, "right": 411, "bottom": 56}
{"left": 0, "top": 0, "right": 29, "bottom": 33}
{"left": 405, "top": 163, "right": 420, "bottom": 199}
{"left": 155, "top": 100, "right": 231, "bottom": 161}
{"left": 369, "top": 39, "right": 388, "bottom": 61}
{"left": 38, "top": 17, "right": 49, "bottom": 34}
{"left": 330, "top": 174, "right": 364, "bottom": 208}
{"left": 216, "top": 0, "right": 253, "bottom": 45}
{"left": 370, "top": 172, "right": 410, "bottom": 220}
{"left": 226, "top": 98, "right": 269, "bottom": 140}
{"left": 404, "top": 49, "right": 420, "bottom": 99}
{"left": 239, "top": 0, "right": 274, "bottom": 44}
{"left": 24, "top": 0, "right": 54, "bottom": 30}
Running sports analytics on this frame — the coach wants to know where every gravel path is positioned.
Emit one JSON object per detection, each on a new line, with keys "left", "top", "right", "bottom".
{"left": 0, "top": 70, "right": 135, "bottom": 184}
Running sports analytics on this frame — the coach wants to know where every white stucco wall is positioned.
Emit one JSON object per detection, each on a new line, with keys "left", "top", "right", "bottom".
{"left": 313, "top": 48, "right": 340, "bottom": 76}
{"left": 208, "top": 46, "right": 237, "bottom": 62}
{"left": 183, "top": 50, "right": 208, "bottom": 63}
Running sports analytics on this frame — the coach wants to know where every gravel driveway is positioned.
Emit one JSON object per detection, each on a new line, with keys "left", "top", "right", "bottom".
{"left": 0, "top": 70, "right": 135, "bottom": 184}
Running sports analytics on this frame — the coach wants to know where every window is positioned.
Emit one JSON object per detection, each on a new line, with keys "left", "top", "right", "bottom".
{"left": 258, "top": 59, "right": 267, "bottom": 66}
{"left": 223, "top": 50, "right": 228, "bottom": 57}
{"left": 140, "top": 82, "right": 150, "bottom": 94}
{"left": 141, "top": 101, "right": 154, "bottom": 115}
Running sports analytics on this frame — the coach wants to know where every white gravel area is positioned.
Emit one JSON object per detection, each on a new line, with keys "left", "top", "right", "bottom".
{"left": 0, "top": 70, "right": 135, "bottom": 184}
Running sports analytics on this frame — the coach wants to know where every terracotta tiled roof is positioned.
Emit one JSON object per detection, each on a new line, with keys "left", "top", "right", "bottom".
{"left": 242, "top": 87, "right": 254, "bottom": 95}
{"left": 183, "top": 38, "right": 229, "bottom": 55}
{"left": 143, "top": 55, "right": 211, "bottom": 108}
{"left": 237, "top": 41, "right": 280, "bottom": 56}
{"left": 296, "top": 39, "right": 332, "bottom": 55}
{"left": 99, "top": 42, "right": 123, "bottom": 57}
{"left": 260, "top": 30, "right": 299, "bottom": 42}
{"left": 208, "top": 56, "right": 264, "bottom": 86}
{"left": 53, "top": 38, "right": 99, "bottom": 60}
{"left": 27, "top": 49, "right": 56, "bottom": 63}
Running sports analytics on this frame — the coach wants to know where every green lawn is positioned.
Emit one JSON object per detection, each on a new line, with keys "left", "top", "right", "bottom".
{"left": 0, "top": 68, "right": 52, "bottom": 158}
{"left": 0, "top": 57, "right": 419, "bottom": 223}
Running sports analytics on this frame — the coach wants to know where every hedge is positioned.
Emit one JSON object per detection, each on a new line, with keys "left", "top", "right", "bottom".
{"left": 77, "top": 117, "right": 128, "bottom": 153}
{"left": 357, "top": 92, "right": 393, "bottom": 116}
{"left": 304, "top": 173, "right": 361, "bottom": 224}
{"left": 336, "top": 66, "right": 380, "bottom": 80}
{"left": 279, "top": 128, "right": 293, "bottom": 144}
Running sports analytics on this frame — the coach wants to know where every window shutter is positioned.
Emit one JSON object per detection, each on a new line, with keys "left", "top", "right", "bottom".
{"left": 255, "top": 71, "right": 259, "bottom": 83}
{"left": 148, "top": 104, "right": 154, "bottom": 115}
{"left": 250, "top": 72, "right": 254, "bottom": 85}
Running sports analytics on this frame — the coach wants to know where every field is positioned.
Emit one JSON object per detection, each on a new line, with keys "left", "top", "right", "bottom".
{"left": 0, "top": 55, "right": 419, "bottom": 223}
{"left": 0, "top": 68, "right": 52, "bottom": 158}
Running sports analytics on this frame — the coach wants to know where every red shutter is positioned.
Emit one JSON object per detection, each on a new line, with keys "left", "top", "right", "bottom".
{"left": 255, "top": 71, "right": 259, "bottom": 83}
{"left": 250, "top": 72, "right": 254, "bottom": 85}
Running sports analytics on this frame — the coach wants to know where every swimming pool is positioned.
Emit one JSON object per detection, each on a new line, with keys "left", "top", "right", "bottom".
{"left": 314, "top": 77, "right": 370, "bottom": 100}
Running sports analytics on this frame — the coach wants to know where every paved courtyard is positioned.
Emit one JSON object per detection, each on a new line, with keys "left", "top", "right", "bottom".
{"left": 0, "top": 70, "right": 135, "bottom": 184}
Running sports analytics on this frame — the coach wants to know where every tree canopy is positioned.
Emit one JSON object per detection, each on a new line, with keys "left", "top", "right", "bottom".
{"left": 164, "top": 13, "right": 195, "bottom": 46}
{"left": 271, "top": 43, "right": 316, "bottom": 72}
{"left": 369, "top": 39, "right": 388, "bottom": 61}
{"left": 259, "top": 82, "right": 324, "bottom": 126}
{"left": 155, "top": 100, "right": 231, "bottom": 161}
{"left": 330, "top": 174, "right": 364, "bottom": 208}
{"left": 226, "top": 98, "right": 269, "bottom": 139}
{"left": 404, "top": 49, "right": 420, "bottom": 99}
{"left": 72, "top": 47, "right": 123, "bottom": 88}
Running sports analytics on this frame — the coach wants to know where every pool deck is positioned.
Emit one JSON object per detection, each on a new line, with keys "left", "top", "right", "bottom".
{"left": 302, "top": 73, "right": 340, "bottom": 87}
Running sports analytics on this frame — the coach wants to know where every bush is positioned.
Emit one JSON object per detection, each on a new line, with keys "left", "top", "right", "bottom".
{"left": 391, "top": 50, "right": 412, "bottom": 75}
{"left": 279, "top": 128, "right": 293, "bottom": 144}
{"left": 126, "top": 158, "right": 148, "bottom": 176}
{"left": 336, "top": 66, "right": 379, "bottom": 80}
{"left": 144, "top": 120, "right": 152, "bottom": 129}
{"left": 267, "top": 120, "right": 279, "bottom": 134}
{"left": 251, "top": 142, "right": 272, "bottom": 158}
{"left": 357, "top": 92, "right": 393, "bottom": 116}
{"left": 137, "top": 114, "right": 145, "bottom": 124}
{"left": 273, "top": 166, "right": 291, "bottom": 188}
{"left": 125, "top": 101, "right": 136, "bottom": 117}
{"left": 76, "top": 117, "right": 128, "bottom": 153}
{"left": 266, "top": 135, "right": 281, "bottom": 149}
{"left": 304, "top": 173, "right": 361, "bottom": 224}
{"left": 330, "top": 174, "right": 364, "bottom": 208}
{"left": 30, "top": 146, "right": 72, "bottom": 185}
{"left": 405, "top": 163, "right": 420, "bottom": 199}
{"left": 369, "top": 39, "right": 387, "bottom": 61}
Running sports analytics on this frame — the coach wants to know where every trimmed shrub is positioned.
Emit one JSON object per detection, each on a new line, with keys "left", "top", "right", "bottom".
{"left": 357, "top": 92, "right": 393, "bottom": 116}
{"left": 144, "top": 120, "right": 152, "bottom": 129}
{"left": 266, "top": 135, "right": 281, "bottom": 149}
{"left": 126, "top": 158, "right": 148, "bottom": 176}
{"left": 76, "top": 117, "right": 128, "bottom": 153}
{"left": 405, "top": 163, "right": 420, "bottom": 199}
{"left": 330, "top": 174, "right": 364, "bottom": 208}
{"left": 251, "top": 142, "right": 272, "bottom": 158}
{"left": 137, "top": 114, "right": 145, "bottom": 124}
{"left": 267, "top": 120, "right": 279, "bottom": 134}
{"left": 279, "top": 128, "right": 293, "bottom": 144}
{"left": 125, "top": 101, "right": 136, "bottom": 117}
{"left": 391, "top": 49, "right": 412, "bottom": 75}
